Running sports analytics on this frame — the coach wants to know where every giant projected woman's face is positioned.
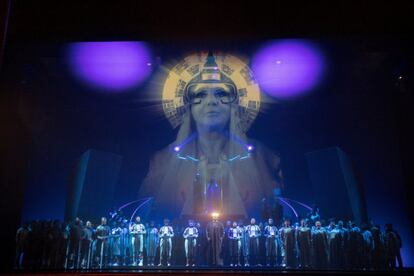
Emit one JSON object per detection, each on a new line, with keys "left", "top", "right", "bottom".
{"left": 189, "top": 83, "right": 232, "bottom": 130}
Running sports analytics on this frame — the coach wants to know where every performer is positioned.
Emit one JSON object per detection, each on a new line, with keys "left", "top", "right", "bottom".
{"left": 67, "top": 217, "right": 83, "bottom": 269}
{"left": 49, "top": 220, "right": 64, "bottom": 269}
{"left": 347, "top": 221, "right": 363, "bottom": 269}
{"left": 223, "top": 220, "right": 232, "bottom": 266}
{"left": 239, "top": 220, "right": 249, "bottom": 267}
{"left": 246, "top": 218, "right": 261, "bottom": 266}
{"left": 279, "top": 218, "right": 296, "bottom": 268}
{"left": 15, "top": 222, "right": 30, "bottom": 269}
{"left": 297, "top": 219, "right": 311, "bottom": 269}
{"left": 119, "top": 220, "right": 131, "bottom": 266}
{"left": 130, "top": 216, "right": 146, "bottom": 266}
{"left": 371, "top": 224, "right": 386, "bottom": 270}
{"left": 384, "top": 223, "right": 403, "bottom": 269}
{"left": 228, "top": 221, "right": 242, "bottom": 266}
{"left": 327, "top": 220, "right": 346, "bottom": 269}
{"left": 110, "top": 223, "right": 122, "bottom": 266}
{"left": 206, "top": 213, "right": 224, "bottom": 266}
{"left": 138, "top": 52, "right": 284, "bottom": 220}
{"left": 183, "top": 220, "right": 199, "bottom": 266}
{"left": 80, "top": 221, "right": 94, "bottom": 269}
{"left": 307, "top": 205, "right": 320, "bottom": 226}
{"left": 146, "top": 221, "right": 159, "bottom": 266}
{"left": 361, "top": 223, "right": 374, "bottom": 270}
{"left": 158, "top": 219, "right": 174, "bottom": 266}
{"left": 264, "top": 218, "right": 279, "bottom": 267}
{"left": 95, "top": 217, "right": 111, "bottom": 269}
{"left": 195, "top": 222, "right": 205, "bottom": 265}
{"left": 311, "top": 220, "right": 328, "bottom": 269}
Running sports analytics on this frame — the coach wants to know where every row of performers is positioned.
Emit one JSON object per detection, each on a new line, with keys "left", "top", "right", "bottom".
{"left": 15, "top": 215, "right": 403, "bottom": 270}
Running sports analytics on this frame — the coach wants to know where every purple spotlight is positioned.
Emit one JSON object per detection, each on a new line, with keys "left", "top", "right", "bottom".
{"left": 252, "top": 40, "right": 325, "bottom": 99}
{"left": 67, "top": 41, "right": 152, "bottom": 92}
{"left": 247, "top": 145, "right": 254, "bottom": 151}
{"left": 174, "top": 146, "right": 180, "bottom": 152}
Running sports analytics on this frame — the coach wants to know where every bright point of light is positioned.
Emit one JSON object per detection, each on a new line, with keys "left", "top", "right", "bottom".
{"left": 211, "top": 212, "right": 220, "bottom": 218}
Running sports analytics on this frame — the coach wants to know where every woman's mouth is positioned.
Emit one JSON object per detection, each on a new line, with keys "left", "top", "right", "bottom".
{"left": 206, "top": 111, "right": 220, "bottom": 116}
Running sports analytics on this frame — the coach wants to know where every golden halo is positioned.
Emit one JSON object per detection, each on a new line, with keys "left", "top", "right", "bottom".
{"left": 162, "top": 52, "right": 261, "bottom": 132}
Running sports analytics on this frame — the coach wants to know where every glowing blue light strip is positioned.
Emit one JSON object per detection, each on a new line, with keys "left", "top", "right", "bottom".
{"left": 280, "top": 197, "right": 312, "bottom": 211}
{"left": 129, "top": 197, "right": 153, "bottom": 223}
{"left": 278, "top": 197, "right": 298, "bottom": 218}
{"left": 228, "top": 155, "right": 241, "bottom": 161}
{"left": 119, "top": 198, "right": 151, "bottom": 210}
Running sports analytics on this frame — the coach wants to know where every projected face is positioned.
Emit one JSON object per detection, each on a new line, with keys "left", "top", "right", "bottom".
{"left": 190, "top": 83, "right": 231, "bottom": 130}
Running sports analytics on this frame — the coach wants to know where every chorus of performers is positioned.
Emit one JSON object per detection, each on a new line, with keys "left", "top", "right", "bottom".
{"left": 15, "top": 214, "right": 403, "bottom": 270}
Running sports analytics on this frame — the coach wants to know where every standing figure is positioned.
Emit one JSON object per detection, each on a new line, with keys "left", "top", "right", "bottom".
{"left": 279, "top": 219, "right": 296, "bottom": 268}
{"left": 307, "top": 205, "right": 320, "bottom": 226}
{"left": 264, "top": 218, "right": 279, "bottom": 267}
{"left": 239, "top": 221, "right": 249, "bottom": 266}
{"left": 371, "top": 224, "right": 386, "bottom": 270}
{"left": 183, "top": 220, "right": 199, "bottom": 266}
{"left": 15, "top": 223, "right": 30, "bottom": 269}
{"left": 138, "top": 52, "right": 284, "bottom": 220}
{"left": 206, "top": 213, "right": 224, "bottom": 266}
{"left": 195, "top": 222, "right": 205, "bottom": 265}
{"left": 110, "top": 223, "right": 122, "bottom": 266}
{"left": 95, "top": 217, "right": 111, "bottom": 269}
{"left": 361, "top": 224, "right": 374, "bottom": 270}
{"left": 228, "top": 221, "right": 242, "bottom": 266}
{"left": 297, "top": 219, "right": 311, "bottom": 269}
{"left": 311, "top": 221, "right": 328, "bottom": 269}
{"left": 332, "top": 220, "right": 347, "bottom": 269}
{"left": 384, "top": 223, "right": 403, "bottom": 270}
{"left": 119, "top": 220, "right": 131, "bottom": 266}
{"left": 80, "top": 221, "right": 94, "bottom": 269}
{"left": 347, "top": 222, "right": 363, "bottom": 269}
{"left": 130, "top": 216, "right": 146, "bottom": 266}
{"left": 146, "top": 221, "right": 159, "bottom": 266}
{"left": 223, "top": 220, "right": 232, "bottom": 266}
{"left": 67, "top": 217, "right": 83, "bottom": 269}
{"left": 158, "top": 219, "right": 174, "bottom": 266}
{"left": 246, "top": 218, "right": 261, "bottom": 266}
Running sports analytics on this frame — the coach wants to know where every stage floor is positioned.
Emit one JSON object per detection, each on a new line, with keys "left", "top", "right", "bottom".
{"left": 9, "top": 267, "right": 414, "bottom": 276}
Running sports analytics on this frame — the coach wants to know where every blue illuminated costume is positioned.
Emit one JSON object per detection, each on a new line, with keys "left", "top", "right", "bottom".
{"left": 158, "top": 223, "right": 174, "bottom": 266}
{"left": 264, "top": 224, "right": 279, "bottom": 266}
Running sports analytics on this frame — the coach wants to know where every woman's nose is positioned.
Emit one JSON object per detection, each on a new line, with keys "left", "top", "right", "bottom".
{"left": 205, "top": 91, "right": 218, "bottom": 105}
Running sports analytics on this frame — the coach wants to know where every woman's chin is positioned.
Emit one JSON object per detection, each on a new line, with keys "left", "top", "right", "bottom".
{"left": 198, "top": 123, "right": 228, "bottom": 132}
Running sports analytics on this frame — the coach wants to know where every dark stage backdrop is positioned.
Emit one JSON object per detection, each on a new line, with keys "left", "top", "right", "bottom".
{"left": 2, "top": 39, "right": 412, "bottom": 266}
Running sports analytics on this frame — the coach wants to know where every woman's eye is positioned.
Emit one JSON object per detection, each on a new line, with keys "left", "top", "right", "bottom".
{"left": 215, "top": 91, "right": 228, "bottom": 98}
{"left": 194, "top": 91, "right": 207, "bottom": 98}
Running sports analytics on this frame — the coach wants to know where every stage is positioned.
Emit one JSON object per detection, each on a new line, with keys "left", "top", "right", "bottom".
{"left": 9, "top": 267, "right": 414, "bottom": 276}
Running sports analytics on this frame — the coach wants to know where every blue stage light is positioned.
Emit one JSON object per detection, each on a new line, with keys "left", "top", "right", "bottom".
{"left": 67, "top": 41, "right": 153, "bottom": 92}
{"left": 252, "top": 39, "right": 325, "bottom": 99}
